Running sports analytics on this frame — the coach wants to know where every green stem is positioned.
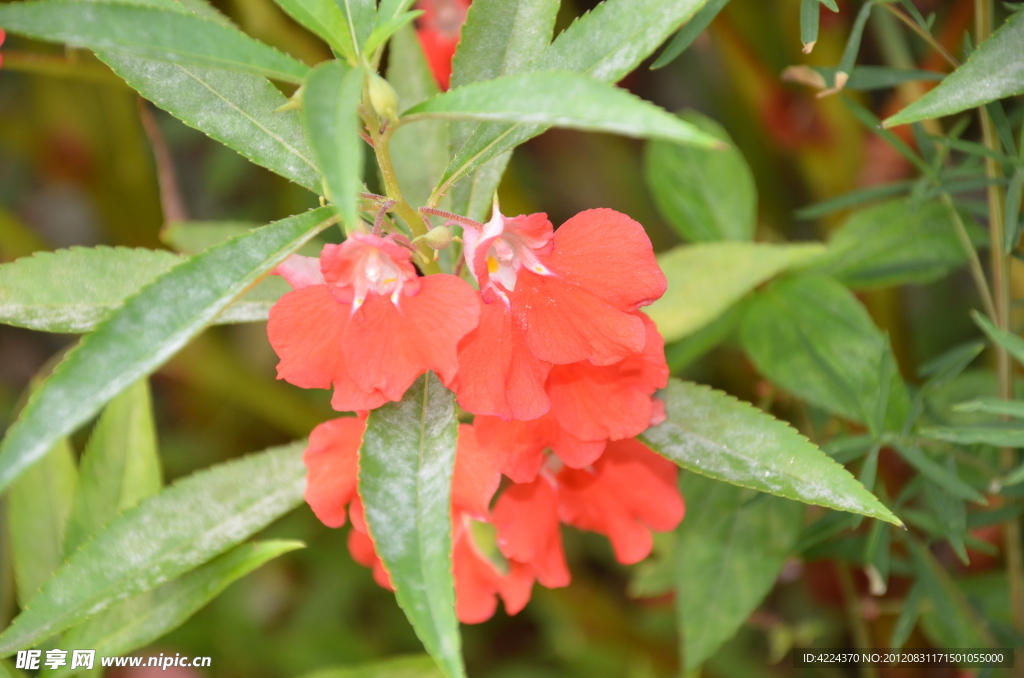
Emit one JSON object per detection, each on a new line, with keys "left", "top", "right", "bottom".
{"left": 975, "top": 0, "right": 1024, "bottom": 666}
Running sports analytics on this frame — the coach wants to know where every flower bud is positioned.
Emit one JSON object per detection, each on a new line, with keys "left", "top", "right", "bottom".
{"left": 368, "top": 73, "right": 399, "bottom": 123}
{"left": 421, "top": 225, "right": 453, "bottom": 250}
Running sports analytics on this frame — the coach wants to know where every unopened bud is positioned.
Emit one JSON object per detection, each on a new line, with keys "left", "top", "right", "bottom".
{"left": 368, "top": 73, "right": 399, "bottom": 123}
{"left": 421, "top": 226, "right": 453, "bottom": 250}
{"left": 276, "top": 85, "right": 303, "bottom": 113}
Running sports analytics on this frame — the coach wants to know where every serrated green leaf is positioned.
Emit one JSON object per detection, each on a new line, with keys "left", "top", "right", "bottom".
{"left": 676, "top": 474, "right": 804, "bottom": 671}
{"left": 0, "top": 207, "right": 335, "bottom": 494}
{"left": 8, "top": 439, "right": 77, "bottom": 607}
{"left": 48, "top": 540, "right": 303, "bottom": 676}
{"left": 884, "top": 10, "right": 1024, "bottom": 127}
{"left": 646, "top": 242, "right": 825, "bottom": 344}
{"left": 388, "top": 26, "right": 449, "bottom": 211}
{"left": 909, "top": 538, "right": 995, "bottom": 648}
{"left": 377, "top": 0, "right": 416, "bottom": 24}
{"left": 644, "top": 110, "right": 756, "bottom": 242}
{"left": 271, "top": 0, "right": 356, "bottom": 61}
{"left": 300, "top": 656, "right": 444, "bottom": 678}
{"left": 304, "top": 62, "right": 364, "bottom": 230}
{"left": 359, "top": 373, "right": 463, "bottom": 678}
{"left": 403, "top": 72, "right": 719, "bottom": 150}
{"left": 63, "top": 380, "right": 162, "bottom": 556}
{"left": 740, "top": 274, "right": 911, "bottom": 431}
{"left": 102, "top": 55, "right": 320, "bottom": 191}
{"left": 651, "top": 0, "right": 730, "bottom": 69}
{"left": 809, "top": 198, "right": 980, "bottom": 289}
{"left": 433, "top": 0, "right": 711, "bottom": 199}
{"left": 640, "top": 380, "right": 901, "bottom": 525}
{"left": 363, "top": 10, "right": 421, "bottom": 56}
{"left": 337, "top": 0, "right": 376, "bottom": 53}
{"left": 0, "top": 441, "right": 306, "bottom": 655}
{"left": 0, "top": 247, "right": 181, "bottom": 333}
{"left": 0, "top": 1, "right": 310, "bottom": 84}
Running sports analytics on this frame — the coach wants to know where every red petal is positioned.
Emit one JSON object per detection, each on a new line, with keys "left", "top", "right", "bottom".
{"left": 452, "top": 424, "right": 502, "bottom": 521}
{"left": 474, "top": 415, "right": 550, "bottom": 483}
{"left": 347, "top": 528, "right": 393, "bottom": 591}
{"left": 547, "top": 312, "right": 668, "bottom": 441}
{"left": 303, "top": 418, "right": 364, "bottom": 528}
{"left": 557, "top": 439, "right": 683, "bottom": 565}
{"left": 343, "top": 274, "right": 479, "bottom": 401}
{"left": 498, "top": 560, "right": 535, "bottom": 616}
{"left": 493, "top": 476, "right": 570, "bottom": 588}
{"left": 453, "top": 526, "right": 502, "bottom": 624}
{"left": 545, "top": 208, "right": 666, "bottom": 311}
{"left": 550, "top": 425, "right": 606, "bottom": 469}
{"left": 453, "top": 298, "right": 551, "bottom": 421}
{"left": 267, "top": 285, "right": 348, "bottom": 391}
{"left": 273, "top": 254, "right": 324, "bottom": 289}
{"left": 510, "top": 272, "right": 646, "bottom": 366}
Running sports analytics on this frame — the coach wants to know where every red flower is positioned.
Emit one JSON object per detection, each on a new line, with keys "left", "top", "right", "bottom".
{"left": 556, "top": 438, "right": 684, "bottom": 565}
{"left": 414, "top": 0, "right": 470, "bottom": 91}
{"left": 268, "top": 234, "right": 479, "bottom": 412}
{"left": 0, "top": 29, "right": 6, "bottom": 70}
{"left": 452, "top": 209, "right": 666, "bottom": 421}
{"left": 492, "top": 474, "right": 571, "bottom": 588}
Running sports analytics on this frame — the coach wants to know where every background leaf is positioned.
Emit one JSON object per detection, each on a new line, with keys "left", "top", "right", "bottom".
{"left": 7, "top": 439, "right": 77, "bottom": 606}
{"left": 640, "top": 379, "right": 900, "bottom": 524}
{"left": 63, "top": 379, "right": 162, "bottom": 555}
{"left": 676, "top": 474, "right": 804, "bottom": 671}
{"left": 884, "top": 10, "right": 1024, "bottom": 127}
{"left": 644, "top": 110, "right": 756, "bottom": 242}
{"left": 651, "top": 0, "right": 731, "bottom": 69}
{"left": 0, "top": 207, "right": 334, "bottom": 494}
{"left": 646, "top": 242, "right": 824, "bottom": 343}
{"left": 740, "top": 274, "right": 911, "bottom": 431}
{"left": 359, "top": 373, "right": 463, "bottom": 678}
{"left": 908, "top": 538, "right": 995, "bottom": 648}
{"left": 0, "top": 2, "right": 311, "bottom": 84}
{"left": 0, "top": 441, "right": 306, "bottom": 655}
{"left": 304, "top": 62, "right": 364, "bottom": 230}
{"left": 271, "top": 0, "right": 356, "bottom": 61}
{"left": 300, "top": 656, "right": 444, "bottom": 678}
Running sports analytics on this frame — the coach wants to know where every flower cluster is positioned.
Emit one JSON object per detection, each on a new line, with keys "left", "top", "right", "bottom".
{"left": 267, "top": 207, "right": 685, "bottom": 623}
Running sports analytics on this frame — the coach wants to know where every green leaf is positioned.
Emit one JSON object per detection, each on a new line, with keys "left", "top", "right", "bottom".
{"left": 50, "top": 540, "right": 303, "bottom": 675}
{"left": 919, "top": 424, "right": 1024, "bottom": 448}
{"left": 388, "top": 26, "right": 449, "bottom": 210}
{"left": 403, "top": 72, "right": 719, "bottom": 149}
{"left": 924, "top": 476, "right": 968, "bottom": 564}
{"left": 337, "top": 0, "right": 376, "bottom": 53}
{"left": 162, "top": 221, "right": 325, "bottom": 257}
{"left": 0, "top": 441, "right": 306, "bottom": 655}
{"left": 811, "top": 66, "right": 945, "bottom": 91}
{"left": 909, "top": 538, "right": 994, "bottom": 648}
{"left": 0, "top": 207, "right": 335, "bottom": 494}
{"left": 892, "top": 443, "right": 985, "bottom": 503}
{"left": 740, "top": 274, "right": 911, "bottom": 431}
{"left": 889, "top": 581, "right": 924, "bottom": 648}
{"left": 304, "top": 62, "right": 364, "bottom": 230}
{"left": 377, "top": 0, "right": 417, "bottom": 25}
{"left": 271, "top": 0, "right": 357, "bottom": 61}
{"left": 434, "top": 0, "right": 712, "bottom": 198}
{"left": 675, "top": 474, "right": 804, "bottom": 671}
{"left": 359, "top": 373, "right": 463, "bottom": 678}
{"left": 663, "top": 300, "right": 746, "bottom": 373}
{"left": 795, "top": 180, "right": 916, "bottom": 220}
{"left": 102, "top": 55, "right": 320, "bottom": 191}
{"left": 884, "top": 10, "right": 1024, "bottom": 127}
{"left": 626, "top": 532, "right": 677, "bottom": 598}
{"left": 644, "top": 110, "right": 756, "bottom": 242}
{"left": 63, "top": 380, "right": 162, "bottom": 556}
{"left": 651, "top": 0, "right": 731, "bottom": 69}
{"left": 954, "top": 397, "right": 1024, "bottom": 418}
{"left": 363, "top": 10, "right": 422, "bottom": 56}
{"left": 8, "top": 439, "right": 77, "bottom": 606}
{"left": 640, "top": 379, "right": 901, "bottom": 525}
{"left": 300, "top": 656, "right": 444, "bottom": 678}
{"left": 809, "top": 198, "right": 981, "bottom": 289}
{"left": 972, "top": 310, "right": 1024, "bottom": 367}
{"left": 800, "top": 0, "right": 819, "bottom": 51}
{"left": 646, "top": 242, "right": 825, "bottom": 344}
{"left": 0, "top": 1, "right": 310, "bottom": 84}
{"left": 0, "top": 247, "right": 181, "bottom": 333}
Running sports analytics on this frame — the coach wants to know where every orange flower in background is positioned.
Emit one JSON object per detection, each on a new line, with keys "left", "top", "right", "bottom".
{"left": 0, "top": 29, "right": 6, "bottom": 70}
{"left": 414, "top": 0, "right": 470, "bottom": 90}
{"left": 453, "top": 209, "right": 667, "bottom": 421}
{"left": 268, "top": 235, "right": 479, "bottom": 412}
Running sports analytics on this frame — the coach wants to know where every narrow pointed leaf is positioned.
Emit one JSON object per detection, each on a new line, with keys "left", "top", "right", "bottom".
{"left": 50, "top": 540, "right": 303, "bottom": 675}
{"left": 300, "top": 656, "right": 444, "bottom": 678}
{"left": 892, "top": 443, "right": 985, "bottom": 503}
{"left": 644, "top": 110, "right": 756, "bottom": 242}
{"left": 972, "top": 310, "right": 1024, "bottom": 367}
{"left": 908, "top": 538, "right": 995, "bottom": 648}
{"left": 646, "top": 242, "right": 825, "bottom": 343}
{"left": 676, "top": 474, "right": 804, "bottom": 671}
{"left": 404, "top": 72, "right": 719, "bottom": 149}
{"left": 954, "top": 398, "right": 1024, "bottom": 418}
{"left": 640, "top": 379, "right": 901, "bottom": 525}
{"left": 651, "top": 0, "right": 731, "bottom": 69}
{"left": 0, "top": 2, "right": 311, "bottom": 84}
{"left": 271, "top": 0, "right": 357, "bottom": 60}
{"left": 884, "top": 10, "right": 1024, "bottom": 127}
{"left": 363, "top": 11, "right": 422, "bottom": 56}
{"left": 0, "top": 207, "right": 335, "bottom": 494}
{"left": 800, "top": 0, "right": 819, "bottom": 51}
{"left": 377, "top": 0, "right": 417, "bottom": 24}
{"left": 8, "top": 440, "right": 77, "bottom": 606}
{"left": 103, "top": 55, "right": 320, "bottom": 190}
{"left": 359, "top": 373, "right": 463, "bottom": 678}
{"left": 304, "top": 62, "right": 364, "bottom": 230}
{"left": 63, "top": 380, "right": 162, "bottom": 556}
{"left": 0, "top": 441, "right": 306, "bottom": 655}
{"left": 920, "top": 424, "right": 1024, "bottom": 449}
